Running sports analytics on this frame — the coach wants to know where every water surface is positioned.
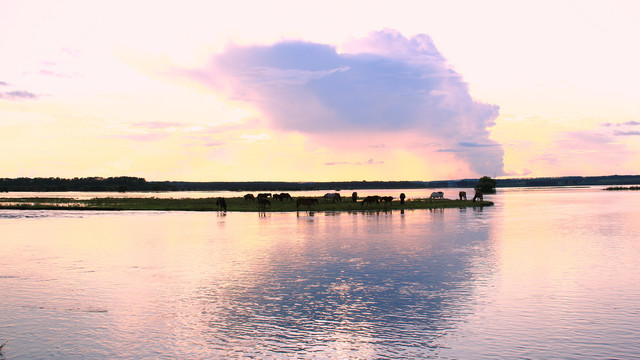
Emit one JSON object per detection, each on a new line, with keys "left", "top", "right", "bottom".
{"left": 1, "top": 187, "right": 638, "bottom": 359}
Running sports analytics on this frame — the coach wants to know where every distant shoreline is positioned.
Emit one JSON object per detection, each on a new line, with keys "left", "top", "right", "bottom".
{"left": 1, "top": 174, "right": 640, "bottom": 193}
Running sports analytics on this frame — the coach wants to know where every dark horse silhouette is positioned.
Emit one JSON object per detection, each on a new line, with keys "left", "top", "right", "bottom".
{"left": 244, "top": 194, "right": 255, "bottom": 202}
{"left": 361, "top": 196, "right": 381, "bottom": 206}
{"left": 296, "top": 198, "right": 319, "bottom": 209}
{"left": 258, "top": 198, "right": 271, "bottom": 210}
{"left": 472, "top": 190, "right": 483, "bottom": 203}
{"left": 352, "top": 192, "right": 358, "bottom": 203}
{"left": 399, "top": 193, "right": 406, "bottom": 205}
{"left": 459, "top": 191, "right": 467, "bottom": 200}
{"left": 216, "top": 197, "right": 227, "bottom": 211}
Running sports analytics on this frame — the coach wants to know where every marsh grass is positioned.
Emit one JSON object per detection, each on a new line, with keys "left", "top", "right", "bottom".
{"left": 0, "top": 196, "right": 493, "bottom": 212}
{"left": 604, "top": 186, "right": 640, "bottom": 191}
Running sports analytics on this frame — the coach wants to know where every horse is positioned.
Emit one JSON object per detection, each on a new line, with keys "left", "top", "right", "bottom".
{"left": 430, "top": 191, "right": 444, "bottom": 200}
{"left": 257, "top": 193, "right": 271, "bottom": 201}
{"left": 279, "top": 193, "right": 293, "bottom": 201}
{"left": 361, "top": 195, "right": 381, "bottom": 206}
{"left": 272, "top": 194, "right": 283, "bottom": 201}
{"left": 352, "top": 192, "right": 358, "bottom": 203}
{"left": 244, "top": 194, "right": 255, "bottom": 202}
{"left": 399, "top": 193, "right": 406, "bottom": 205}
{"left": 380, "top": 196, "right": 393, "bottom": 204}
{"left": 258, "top": 198, "right": 271, "bottom": 210}
{"left": 296, "top": 198, "right": 319, "bottom": 209}
{"left": 324, "top": 193, "right": 341, "bottom": 203}
{"left": 472, "top": 190, "right": 483, "bottom": 203}
{"left": 459, "top": 191, "right": 467, "bottom": 201}
{"left": 216, "top": 197, "right": 227, "bottom": 211}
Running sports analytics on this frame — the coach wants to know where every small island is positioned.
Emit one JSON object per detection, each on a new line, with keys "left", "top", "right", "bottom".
{"left": 0, "top": 196, "right": 493, "bottom": 212}
{"left": 604, "top": 186, "right": 640, "bottom": 191}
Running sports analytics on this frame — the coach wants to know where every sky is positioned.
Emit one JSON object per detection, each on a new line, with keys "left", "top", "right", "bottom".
{"left": 1, "top": 0, "right": 639, "bottom": 181}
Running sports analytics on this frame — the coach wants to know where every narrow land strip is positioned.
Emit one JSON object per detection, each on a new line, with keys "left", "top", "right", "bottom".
{"left": 0, "top": 197, "right": 493, "bottom": 212}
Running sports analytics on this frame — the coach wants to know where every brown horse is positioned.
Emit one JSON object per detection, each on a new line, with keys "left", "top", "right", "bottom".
{"left": 257, "top": 193, "right": 271, "bottom": 200}
{"left": 399, "top": 193, "right": 406, "bottom": 205}
{"left": 216, "top": 197, "right": 227, "bottom": 211}
{"left": 258, "top": 198, "right": 271, "bottom": 210}
{"left": 361, "top": 195, "right": 381, "bottom": 206}
{"left": 279, "top": 193, "right": 293, "bottom": 201}
{"left": 459, "top": 191, "right": 467, "bottom": 201}
{"left": 380, "top": 196, "right": 393, "bottom": 204}
{"left": 296, "top": 198, "right": 319, "bottom": 209}
{"left": 244, "top": 194, "right": 255, "bottom": 202}
{"left": 472, "top": 190, "right": 483, "bottom": 203}
{"left": 352, "top": 192, "right": 358, "bottom": 203}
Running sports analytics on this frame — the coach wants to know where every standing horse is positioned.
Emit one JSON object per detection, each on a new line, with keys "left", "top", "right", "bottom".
{"left": 400, "top": 193, "right": 406, "bottom": 205}
{"left": 258, "top": 198, "right": 271, "bottom": 210}
{"left": 244, "top": 194, "right": 255, "bottom": 202}
{"left": 352, "top": 192, "right": 358, "bottom": 203}
{"left": 216, "top": 197, "right": 227, "bottom": 211}
{"left": 279, "top": 193, "right": 293, "bottom": 201}
{"left": 296, "top": 198, "right": 319, "bottom": 209}
{"left": 459, "top": 191, "right": 467, "bottom": 200}
{"left": 472, "top": 190, "right": 483, "bottom": 203}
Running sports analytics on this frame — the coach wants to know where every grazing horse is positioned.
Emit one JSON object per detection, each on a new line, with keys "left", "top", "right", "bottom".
{"left": 244, "top": 194, "right": 255, "bottom": 202}
{"left": 352, "top": 192, "right": 358, "bottom": 203}
{"left": 272, "top": 194, "right": 283, "bottom": 201}
{"left": 361, "top": 195, "right": 381, "bottom": 206}
{"left": 216, "top": 197, "right": 227, "bottom": 211}
{"left": 430, "top": 191, "right": 444, "bottom": 200}
{"left": 257, "top": 193, "right": 271, "bottom": 201}
{"left": 472, "top": 190, "right": 483, "bottom": 203}
{"left": 399, "top": 193, "right": 406, "bottom": 205}
{"left": 380, "top": 196, "right": 393, "bottom": 204}
{"left": 258, "top": 198, "right": 271, "bottom": 210}
{"left": 296, "top": 198, "right": 319, "bottom": 209}
{"left": 324, "top": 193, "right": 341, "bottom": 202}
{"left": 459, "top": 191, "right": 467, "bottom": 201}
{"left": 279, "top": 193, "right": 293, "bottom": 201}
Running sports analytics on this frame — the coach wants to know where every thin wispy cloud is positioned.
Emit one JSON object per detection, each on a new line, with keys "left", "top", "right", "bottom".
{"left": 0, "top": 90, "right": 38, "bottom": 100}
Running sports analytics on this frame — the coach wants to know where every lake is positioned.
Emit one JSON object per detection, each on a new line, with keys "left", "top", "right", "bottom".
{"left": 1, "top": 187, "right": 639, "bottom": 359}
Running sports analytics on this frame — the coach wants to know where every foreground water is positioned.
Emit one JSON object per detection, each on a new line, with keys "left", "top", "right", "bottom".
{"left": 1, "top": 187, "right": 639, "bottom": 359}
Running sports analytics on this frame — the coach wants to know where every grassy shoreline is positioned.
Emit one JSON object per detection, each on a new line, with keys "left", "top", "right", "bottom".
{"left": 0, "top": 196, "right": 493, "bottom": 212}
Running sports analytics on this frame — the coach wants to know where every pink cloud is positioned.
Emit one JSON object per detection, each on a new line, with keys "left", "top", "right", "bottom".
{"left": 179, "top": 29, "right": 504, "bottom": 176}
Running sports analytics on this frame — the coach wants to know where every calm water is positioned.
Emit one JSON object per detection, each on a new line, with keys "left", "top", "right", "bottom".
{"left": 1, "top": 187, "right": 639, "bottom": 359}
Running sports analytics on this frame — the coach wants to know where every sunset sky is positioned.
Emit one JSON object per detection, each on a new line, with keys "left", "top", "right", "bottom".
{"left": 1, "top": 0, "right": 639, "bottom": 181}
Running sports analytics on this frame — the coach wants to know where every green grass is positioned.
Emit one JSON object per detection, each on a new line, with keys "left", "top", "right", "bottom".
{"left": 0, "top": 196, "right": 493, "bottom": 212}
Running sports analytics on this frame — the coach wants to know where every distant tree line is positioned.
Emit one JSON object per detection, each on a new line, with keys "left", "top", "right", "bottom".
{"left": 0, "top": 177, "right": 158, "bottom": 192}
{"left": 1, "top": 175, "right": 639, "bottom": 193}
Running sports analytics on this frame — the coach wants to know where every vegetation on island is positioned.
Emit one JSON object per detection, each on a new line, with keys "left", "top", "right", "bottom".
{"left": 475, "top": 176, "right": 497, "bottom": 194}
{"left": 0, "top": 196, "right": 493, "bottom": 212}
{"left": 604, "top": 186, "right": 640, "bottom": 191}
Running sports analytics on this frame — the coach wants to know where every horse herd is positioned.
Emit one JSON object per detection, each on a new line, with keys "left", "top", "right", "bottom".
{"left": 214, "top": 189, "right": 484, "bottom": 212}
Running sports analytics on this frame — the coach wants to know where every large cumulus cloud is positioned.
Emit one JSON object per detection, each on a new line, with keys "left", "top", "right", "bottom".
{"left": 184, "top": 29, "right": 503, "bottom": 175}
